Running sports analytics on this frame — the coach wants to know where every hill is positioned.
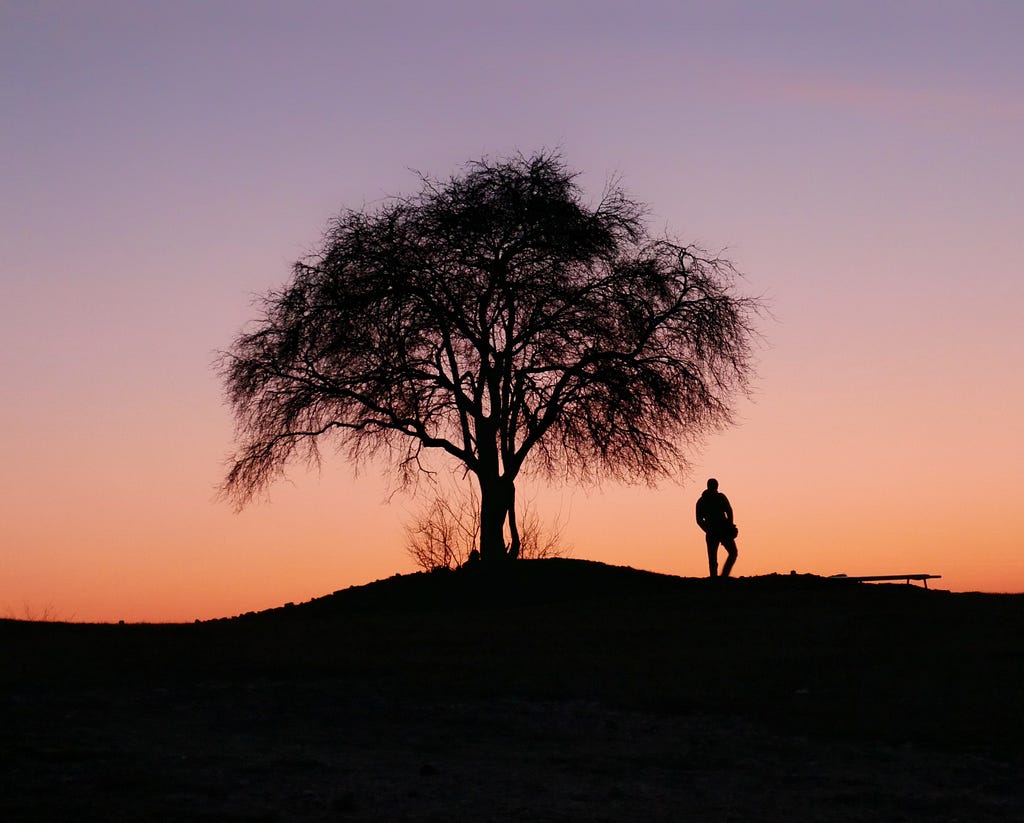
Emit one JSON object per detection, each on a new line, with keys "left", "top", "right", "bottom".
{"left": 245, "top": 558, "right": 890, "bottom": 616}
{"left": 2, "top": 559, "right": 1022, "bottom": 821}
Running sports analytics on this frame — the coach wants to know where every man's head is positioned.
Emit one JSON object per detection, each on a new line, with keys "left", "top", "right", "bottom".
{"left": 707, "top": 478, "right": 719, "bottom": 491}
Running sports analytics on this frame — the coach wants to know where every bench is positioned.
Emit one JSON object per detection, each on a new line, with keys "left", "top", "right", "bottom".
{"left": 828, "top": 574, "right": 942, "bottom": 589}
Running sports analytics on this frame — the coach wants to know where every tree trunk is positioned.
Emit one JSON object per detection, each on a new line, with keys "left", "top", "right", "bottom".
{"left": 507, "top": 482, "right": 521, "bottom": 559}
{"left": 475, "top": 415, "right": 510, "bottom": 562}
{"left": 477, "top": 474, "right": 515, "bottom": 562}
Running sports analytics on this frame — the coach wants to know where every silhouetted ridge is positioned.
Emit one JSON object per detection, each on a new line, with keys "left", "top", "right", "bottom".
{"left": 243, "top": 559, "right": 913, "bottom": 620}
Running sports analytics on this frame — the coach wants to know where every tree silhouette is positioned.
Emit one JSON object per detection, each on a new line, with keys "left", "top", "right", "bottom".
{"left": 406, "top": 481, "right": 567, "bottom": 572}
{"left": 220, "top": 152, "right": 759, "bottom": 561}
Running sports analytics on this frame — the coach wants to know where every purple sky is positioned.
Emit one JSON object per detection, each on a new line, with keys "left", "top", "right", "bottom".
{"left": 3, "top": 2, "right": 1022, "bottom": 620}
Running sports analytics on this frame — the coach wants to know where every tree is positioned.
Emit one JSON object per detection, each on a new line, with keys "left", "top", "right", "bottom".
{"left": 220, "top": 152, "right": 759, "bottom": 561}
{"left": 406, "top": 481, "right": 567, "bottom": 572}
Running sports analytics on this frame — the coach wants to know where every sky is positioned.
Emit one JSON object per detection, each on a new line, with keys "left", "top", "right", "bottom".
{"left": 2, "top": 1, "right": 1022, "bottom": 622}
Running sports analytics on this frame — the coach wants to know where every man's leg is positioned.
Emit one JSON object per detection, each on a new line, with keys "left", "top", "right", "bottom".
{"left": 720, "top": 538, "right": 738, "bottom": 578}
{"left": 706, "top": 535, "right": 719, "bottom": 578}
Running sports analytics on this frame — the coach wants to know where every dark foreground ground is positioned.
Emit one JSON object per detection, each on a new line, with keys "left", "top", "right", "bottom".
{"left": 2, "top": 559, "right": 1023, "bottom": 821}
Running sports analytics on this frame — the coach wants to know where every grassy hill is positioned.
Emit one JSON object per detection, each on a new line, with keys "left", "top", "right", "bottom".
{"left": 3, "top": 559, "right": 1022, "bottom": 820}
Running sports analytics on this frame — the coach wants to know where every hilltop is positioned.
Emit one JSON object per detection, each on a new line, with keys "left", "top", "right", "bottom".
{"left": 234, "top": 557, "right": 926, "bottom": 618}
{"left": 2, "top": 559, "right": 1022, "bottom": 821}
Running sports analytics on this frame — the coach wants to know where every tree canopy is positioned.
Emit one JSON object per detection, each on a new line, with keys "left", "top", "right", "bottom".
{"left": 220, "top": 152, "right": 760, "bottom": 560}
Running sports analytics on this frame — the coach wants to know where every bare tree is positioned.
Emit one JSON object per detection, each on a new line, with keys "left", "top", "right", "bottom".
{"left": 406, "top": 481, "right": 567, "bottom": 571}
{"left": 220, "top": 152, "right": 760, "bottom": 561}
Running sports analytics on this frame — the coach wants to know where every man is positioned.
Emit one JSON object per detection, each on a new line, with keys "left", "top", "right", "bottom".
{"left": 695, "top": 478, "right": 738, "bottom": 578}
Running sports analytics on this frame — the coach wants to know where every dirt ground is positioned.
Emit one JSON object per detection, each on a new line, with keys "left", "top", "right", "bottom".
{"left": 3, "top": 564, "right": 1023, "bottom": 821}
{"left": 4, "top": 680, "right": 1022, "bottom": 822}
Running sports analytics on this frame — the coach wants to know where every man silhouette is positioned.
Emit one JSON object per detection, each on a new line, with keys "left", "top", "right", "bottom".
{"left": 696, "top": 478, "right": 738, "bottom": 578}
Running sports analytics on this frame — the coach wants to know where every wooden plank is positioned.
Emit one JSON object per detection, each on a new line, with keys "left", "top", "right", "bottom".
{"left": 829, "top": 574, "right": 942, "bottom": 588}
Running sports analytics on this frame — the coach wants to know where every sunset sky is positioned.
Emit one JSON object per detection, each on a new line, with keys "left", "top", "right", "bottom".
{"left": 3, "top": 1, "right": 1022, "bottom": 622}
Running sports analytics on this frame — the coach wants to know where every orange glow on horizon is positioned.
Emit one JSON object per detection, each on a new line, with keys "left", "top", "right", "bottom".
{"left": 4, "top": 451, "right": 1021, "bottom": 624}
